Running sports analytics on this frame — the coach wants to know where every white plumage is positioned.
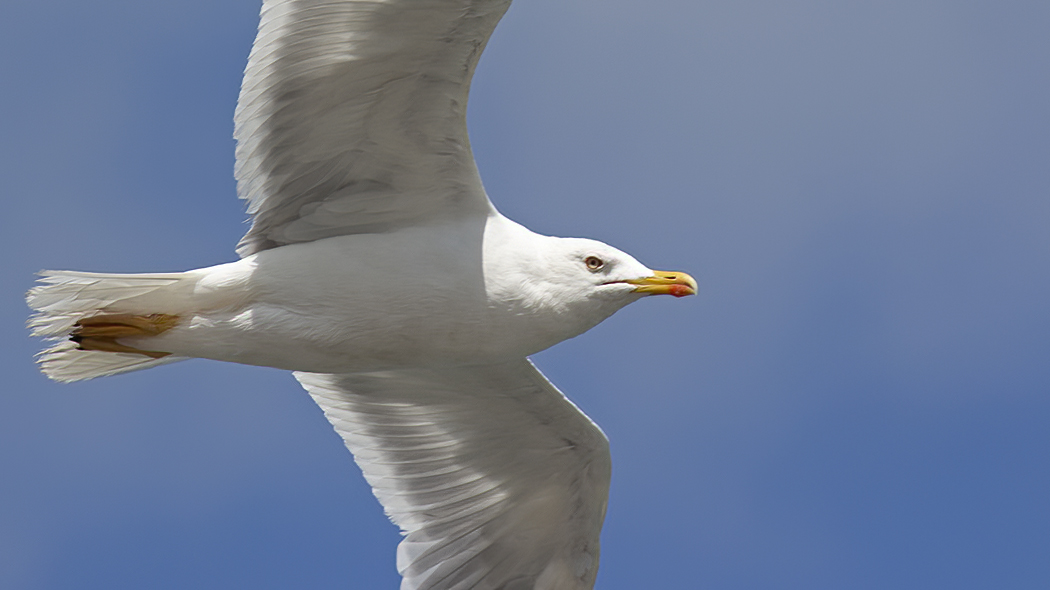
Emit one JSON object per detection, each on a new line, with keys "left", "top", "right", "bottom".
{"left": 234, "top": 0, "right": 505, "bottom": 256}
{"left": 27, "top": 1, "right": 696, "bottom": 589}
{"left": 297, "top": 363, "right": 611, "bottom": 589}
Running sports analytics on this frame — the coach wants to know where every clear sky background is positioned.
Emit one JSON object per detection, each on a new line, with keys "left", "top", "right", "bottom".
{"left": 2, "top": 1, "right": 1049, "bottom": 588}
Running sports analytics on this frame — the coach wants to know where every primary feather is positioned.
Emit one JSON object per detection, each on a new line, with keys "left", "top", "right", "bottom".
{"left": 297, "top": 361, "right": 611, "bottom": 590}
{"left": 234, "top": 0, "right": 509, "bottom": 256}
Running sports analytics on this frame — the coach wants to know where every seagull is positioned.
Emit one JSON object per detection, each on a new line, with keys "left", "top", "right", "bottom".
{"left": 27, "top": 1, "right": 696, "bottom": 588}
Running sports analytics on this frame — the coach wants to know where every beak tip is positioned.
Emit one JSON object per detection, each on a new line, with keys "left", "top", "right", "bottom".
{"left": 669, "top": 284, "right": 696, "bottom": 298}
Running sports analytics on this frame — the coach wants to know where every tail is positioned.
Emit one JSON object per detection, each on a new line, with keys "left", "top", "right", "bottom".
{"left": 27, "top": 270, "right": 192, "bottom": 382}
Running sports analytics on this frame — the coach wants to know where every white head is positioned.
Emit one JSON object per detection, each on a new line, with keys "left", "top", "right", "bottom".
{"left": 483, "top": 218, "right": 696, "bottom": 352}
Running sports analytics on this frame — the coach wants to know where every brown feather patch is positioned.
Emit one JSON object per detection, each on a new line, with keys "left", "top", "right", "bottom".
{"left": 71, "top": 313, "right": 180, "bottom": 359}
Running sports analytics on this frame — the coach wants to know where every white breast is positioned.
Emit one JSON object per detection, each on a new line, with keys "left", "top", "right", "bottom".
{"left": 138, "top": 214, "right": 585, "bottom": 373}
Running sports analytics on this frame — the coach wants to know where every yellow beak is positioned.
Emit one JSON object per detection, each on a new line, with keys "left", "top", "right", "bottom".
{"left": 624, "top": 270, "right": 698, "bottom": 297}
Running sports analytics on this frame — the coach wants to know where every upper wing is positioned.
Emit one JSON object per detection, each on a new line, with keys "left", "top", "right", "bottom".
{"left": 294, "top": 360, "right": 611, "bottom": 590}
{"left": 234, "top": 0, "right": 510, "bottom": 257}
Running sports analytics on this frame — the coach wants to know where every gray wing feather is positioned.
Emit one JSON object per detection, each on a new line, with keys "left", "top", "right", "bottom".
{"left": 295, "top": 360, "right": 611, "bottom": 590}
{"left": 234, "top": 0, "right": 510, "bottom": 256}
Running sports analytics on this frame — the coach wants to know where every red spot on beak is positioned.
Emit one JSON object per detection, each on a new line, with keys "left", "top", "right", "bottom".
{"left": 668, "top": 284, "right": 695, "bottom": 298}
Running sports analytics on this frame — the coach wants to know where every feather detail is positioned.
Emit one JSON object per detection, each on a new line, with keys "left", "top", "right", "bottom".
{"left": 26, "top": 271, "right": 191, "bottom": 382}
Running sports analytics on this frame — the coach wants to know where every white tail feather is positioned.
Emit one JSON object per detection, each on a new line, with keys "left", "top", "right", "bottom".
{"left": 36, "top": 341, "right": 186, "bottom": 383}
{"left": 27, "top": 270, "right": 191, "bottom": 382}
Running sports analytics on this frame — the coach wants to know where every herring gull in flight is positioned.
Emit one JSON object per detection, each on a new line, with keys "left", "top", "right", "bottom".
{"left": 27, "top": 1, "right": 697, "bottom": 588}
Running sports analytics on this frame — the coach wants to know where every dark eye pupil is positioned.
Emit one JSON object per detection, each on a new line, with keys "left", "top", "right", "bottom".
{"left": 585, "top": 256, "right": 604, "bottom": 270}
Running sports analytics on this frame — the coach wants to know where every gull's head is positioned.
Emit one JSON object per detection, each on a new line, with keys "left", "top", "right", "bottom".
{"left": 546, "top": 237, "right": 697, "bottom": 304}
{"left": 484, "top": 221, "right": 695, "bottom": 348}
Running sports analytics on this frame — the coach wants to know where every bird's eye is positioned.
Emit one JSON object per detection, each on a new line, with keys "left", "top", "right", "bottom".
{"left": 584, "top": 256, "right": 605, "bottom": 271}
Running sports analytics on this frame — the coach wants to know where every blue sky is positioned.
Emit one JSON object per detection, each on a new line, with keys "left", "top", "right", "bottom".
{"left": 2, "top": 1, "right": 1049, "bottom": 588}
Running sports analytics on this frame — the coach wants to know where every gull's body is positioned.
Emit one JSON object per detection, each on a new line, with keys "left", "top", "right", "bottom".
{"left": 113, "top": 216, "right": 651, "bottom": 374}
{"left": 27, "top": 1, "right": 696, "bottom": 588}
